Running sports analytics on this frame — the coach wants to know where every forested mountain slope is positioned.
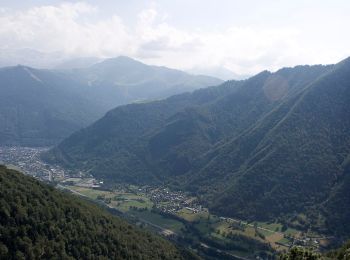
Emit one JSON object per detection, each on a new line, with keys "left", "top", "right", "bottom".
{"left": 46, "top": 63, "right": 331, "bottom": 183}
{"left": 0, "top": 165, "right": 193, "bottom": 259}
{"left": 201, "top": 58, "right": 350, "bottom": 228}
{"left": 46, "top": 58, "right": 350, "bottom": 235}
{"left": 44, "top": 80, "right": 242, "bottom": 182}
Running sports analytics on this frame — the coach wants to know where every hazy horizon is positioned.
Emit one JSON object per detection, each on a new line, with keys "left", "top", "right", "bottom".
{"left": 1, "top": 0, "right": 350, "bottom": 75}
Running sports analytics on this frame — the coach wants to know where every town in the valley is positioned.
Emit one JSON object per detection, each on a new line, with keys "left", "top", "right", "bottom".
{"left": 0, "top": 146, "right": 203, "bottom": 212}
{"left": 0, "top": 146, "right": 331, "bottom": 255}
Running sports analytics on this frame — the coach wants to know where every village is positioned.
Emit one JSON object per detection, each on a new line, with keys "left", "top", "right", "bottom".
{"left": 0, "top": 146, "right": 205, "bottom": 212}
{"left": 0, "top": 146, "right": 329, "bottom": 255}
{"left": 0, "top": 146, "right": 61, "bottom": 181}
{"left": 138, "top": 186, "right": 204, "bottom": 214}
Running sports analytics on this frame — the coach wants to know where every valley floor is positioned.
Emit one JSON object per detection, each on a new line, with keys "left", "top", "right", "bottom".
{"left": 0, "top": 146, "right": 333, "bottom": 259}
{"left": 59, "top": 181, "right": 329, "bottom": 253}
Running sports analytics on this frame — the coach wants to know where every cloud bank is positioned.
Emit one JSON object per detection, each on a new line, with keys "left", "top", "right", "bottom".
{"left": 0, "top": 2, "right": 349, "bottom": 74}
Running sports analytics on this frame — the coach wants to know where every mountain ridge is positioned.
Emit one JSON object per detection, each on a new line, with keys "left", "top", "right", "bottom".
{"left": 0, "top": 56, "right": 221, "bottom": 146}
{"left": 45, "top": 57, "right": 350, "bottom": 235}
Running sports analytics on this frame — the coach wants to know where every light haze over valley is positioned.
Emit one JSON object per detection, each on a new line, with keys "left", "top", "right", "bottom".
{"left": 1, "top": 1, "right": 350, "bottom": 259}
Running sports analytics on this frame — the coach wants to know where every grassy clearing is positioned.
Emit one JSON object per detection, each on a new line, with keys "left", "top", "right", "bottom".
{"left": 66, "top": 186, "right": 153, "bottom": 212}
{"left": 113, "top": 193, "right": 153, "bottom": 212}
{"left": 265, "top": 232, "right": 284, "bottom": 243}
{"left": 67, "top": 186, "right": 113, "bottom": 199}
{"left": 209, "top": 218, "right": 293, "bottom": 252}
{"left": 284, "top": 227, "right": 299, "bottom": 236}
{"left": 176, "top": 208, "right": 209, "bottom": 222}
{"left": 265, "top": 232, "right": 289, "bottom": 250}
{"left": 213, "top": 221, "right": 231, "bottom": 234}
{"left": 277, "top": 237, "right": 291, "bottom": 245}
{"left": 256, "top": 227, "right": 274, "bottom": 237}
{"left": 63, "top": 177, "right": 82, "bottom": 183}
{"left": 130, "top": 210, "right": 185, "bottom": 233}
{"left": 257, "top": 221, "right": 282, "bottom": 232}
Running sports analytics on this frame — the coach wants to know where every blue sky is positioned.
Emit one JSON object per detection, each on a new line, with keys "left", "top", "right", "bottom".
{"left": 0, "top": 0, "right": 350, "bottom": 74}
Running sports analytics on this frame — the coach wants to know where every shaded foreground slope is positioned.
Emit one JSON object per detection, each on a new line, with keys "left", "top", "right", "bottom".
{"left": 0, "top": 166, "right": 193, "bottom": 259}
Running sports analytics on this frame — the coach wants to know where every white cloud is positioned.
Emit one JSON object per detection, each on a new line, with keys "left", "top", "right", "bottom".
{"left": 0, "top": 2, "right": 349, "bottom": 74}
{"left": 135, "top": 10, "right": 200, "bottom": 60}
{"left": 0, "top": 2, "right": 134, "bottom": 57}
{"left": 134, "top": 15, "right": 302, "bottom": 74}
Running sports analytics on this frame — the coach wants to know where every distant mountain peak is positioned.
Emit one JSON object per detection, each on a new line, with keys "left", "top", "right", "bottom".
{"left": 114, "top": 55, "right": 139, "bottom": 62}
{"left": 95, "top": 56, "right": 145, "bottom": 67}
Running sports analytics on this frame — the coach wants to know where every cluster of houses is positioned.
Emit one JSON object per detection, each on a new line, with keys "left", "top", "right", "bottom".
{"left": 0, "top": 146, "right": 71, "bottom": 183}
{"left": 0, "top": 147, "right": 56, "bottom": 180}
{"left": 146, "top": 187, "right": 204, "bottom": 214}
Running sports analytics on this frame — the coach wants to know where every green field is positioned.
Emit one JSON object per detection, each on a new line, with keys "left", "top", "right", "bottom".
{"left": 67, "top": 186, "right": 114, "bottom": 199}
{"left": 129, "top": 209, "right": 185, "bottom": 233}
{"left": 112, "top": 193, "right": 153, "bottom": 212}
{"left": 193, "top": 216, "right": 298, "bottom": 251}
{"left": 257, "top": 221, "right": 282, "bottom": 232}
{"left": 277, "top": 237, "right": 292, "bottom": 245}
{"left": 66, "top": 185, "right": 153, "bottom": 212}
{"left": 174, "top": 208, "right": 298, "bottom": 250}
{"left": 176, "top": 208, "right": 209, "bottom": 222}
{"left": 284, "top": 227, "right": 299, "bottom": 236}
{"left": 64, "top": 184, "right": 306, "bottom": 252}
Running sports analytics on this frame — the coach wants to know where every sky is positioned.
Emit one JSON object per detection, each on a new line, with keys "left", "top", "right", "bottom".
{"left": 0, "top": 0, "right": 350, "bottom": 75}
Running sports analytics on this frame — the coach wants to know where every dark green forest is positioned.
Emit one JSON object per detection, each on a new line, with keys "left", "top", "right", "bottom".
{"left": 280, "top": 241, "right": 350, "bottom": 259}
{"left": 0, "top": 165, "right": 192, "bottom": 259}
{"left": 45, "top": 57, "right": 350, "bottom": 236}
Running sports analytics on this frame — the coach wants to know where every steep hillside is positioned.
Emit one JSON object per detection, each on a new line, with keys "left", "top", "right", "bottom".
{"left": 46, "top": 63, "right": 331, "bottom": 183}
{"left": 0, "top": 165, "right": 192, "bottom": 259}
{"left": 45, "top": 58, "right": 350, "bottom": 235}
{"left": 202, "top": 58, "right": 350, "bottom": 226}
{"left": 45, "top": 80, "right": 242, "bottom": 182}
{"left": 322, "top": 153, "right": 350, "bottom": 235}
